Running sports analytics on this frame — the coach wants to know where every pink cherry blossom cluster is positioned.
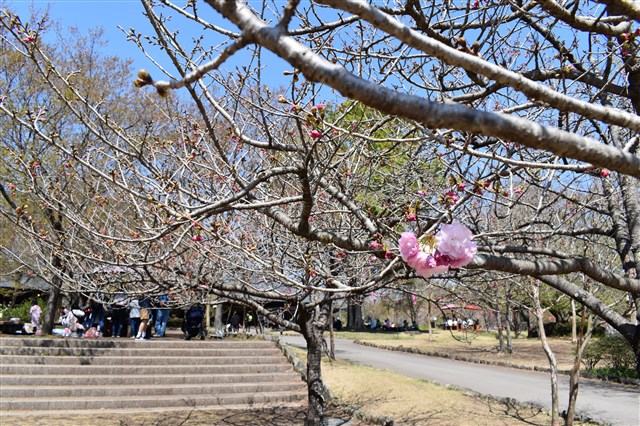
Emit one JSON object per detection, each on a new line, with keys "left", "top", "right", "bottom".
{"left": 398, "top": 221, "right": 477, "bottom": 278}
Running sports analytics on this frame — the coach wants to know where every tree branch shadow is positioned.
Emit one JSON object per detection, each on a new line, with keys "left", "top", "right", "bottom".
{"left": 483, "top": 396, "right": 548, "bottom": 426}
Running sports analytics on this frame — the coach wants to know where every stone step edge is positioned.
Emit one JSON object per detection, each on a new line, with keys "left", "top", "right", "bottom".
{"left": 1, "top": 362, "right": 290, "bottom": 368}
{"left": 0, "top": 372, "right": 299, "bottom": 379}
{"left": 0, "top": 397, "right": 308, "bottom": 412}
{"left": 0, "top": 346, "right": 282, "bottom": 358}
{"left": 0, "top": 338, "right": 276, "bottom": 347}
{"left": 0, "top": 380, "right": 305, "bottom": 392}
{"left": 0, "top": 374, "right": 303, "bottom": 387}
{"left": 0, "top": 401, "right": 308, "bottom": 417}
{"left": 0, "top": 355, "right": 283, "bottom": 362}
{"left": 1, "top": 389, "right": 307, "bottom": 404}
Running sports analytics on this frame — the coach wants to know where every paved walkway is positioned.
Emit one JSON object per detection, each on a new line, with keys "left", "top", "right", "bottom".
{"left": 282, "top": 335, "right": 640, "bottom": 426}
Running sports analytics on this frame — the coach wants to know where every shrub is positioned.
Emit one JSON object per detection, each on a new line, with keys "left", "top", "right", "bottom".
{"left": 587, "top": 367, "right": 638, "bottom": 381}
{"left": 549, "top": 321, "right": 573, "bottom": 336}
{"left": 0, "top": 298, "right": 47, "bottom": 323}
{"left": 583, "top": 334, "right": 635, "bottom": 372}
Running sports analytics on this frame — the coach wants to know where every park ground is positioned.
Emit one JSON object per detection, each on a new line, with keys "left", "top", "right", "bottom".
{"left": 13, "top": 329, "right": 602, "bottom": 425}
{"left": 319, "top": 329, "right": 595, "bottom": 425}
{"left": 339, "top": 328, "right": 579, "bottom": 370}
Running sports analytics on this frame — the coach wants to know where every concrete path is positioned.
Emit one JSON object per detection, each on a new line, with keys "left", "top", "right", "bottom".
{"left": 282, "top": 335, "right": 640, "bottom": 426}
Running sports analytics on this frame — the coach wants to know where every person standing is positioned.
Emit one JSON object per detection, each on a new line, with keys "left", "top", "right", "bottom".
{"left": 135, "top": 297, "right": 151, "bottom": 340}
{"left": 154, "top": 294, "right": 170, "bottom": 337}
{"left": 230, "top": 311, "right": 240, "bottom": 333}
{"left": 29, "top": 300, "right": 42, "bottom": 331}
{"left": 129, "top": 298, "right": 141, "bottom": 339}
{"left": 81, "top": 296, "right": 92, "bottom": 329}
{"left": 92, "top": 299, "right": 106, "bottom": 336}
{"left": 245, "top": 312, "right": 253, "bottom": 333}
{"left": 84, "top": 296, "right": 105, "bottom": 335}
{"left": 110, "top": 293, "right": 128, "bottom": 338}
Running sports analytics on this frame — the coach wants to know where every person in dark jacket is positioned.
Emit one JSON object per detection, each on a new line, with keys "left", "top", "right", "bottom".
{"left": 230, "top": 311, "right": 240, "bottom": 333}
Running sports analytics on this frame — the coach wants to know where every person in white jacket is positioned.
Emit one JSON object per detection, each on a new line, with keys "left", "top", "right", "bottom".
{"left": 129, "top": 299, "right": 141, "bottom": 339}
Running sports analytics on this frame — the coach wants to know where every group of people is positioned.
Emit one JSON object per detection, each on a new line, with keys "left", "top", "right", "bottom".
{"left": 366, "top": 317, "right": 419, "bottom": 332}
{"left": 58, "top": 294, "right": 171, "bottom": 339}
{"left": 445, "top": 317, "right": 478, "bottom": 332}
{"left": 228, "top": 311, "right": 255, "bottom": 333}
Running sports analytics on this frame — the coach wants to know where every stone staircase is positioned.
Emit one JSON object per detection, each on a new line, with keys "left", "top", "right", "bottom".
{"left": 0, "top": 334, "right": 307, "bottom": 417}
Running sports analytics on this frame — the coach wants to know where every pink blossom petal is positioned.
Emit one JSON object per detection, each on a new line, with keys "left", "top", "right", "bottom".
{"left": 309, "top": 130, "right": 323, "bottom": 139}
{"left": 398, "top": 232, "right": 419, "bottom": 259}
{"left": 435, "top": 221, "right": 477, "bottom": 267}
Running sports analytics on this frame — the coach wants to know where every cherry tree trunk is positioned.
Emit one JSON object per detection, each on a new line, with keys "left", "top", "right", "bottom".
{"left": 41, "top": 285, "right": 60, "bottom": 335}
{"left": 427, "top": 300, "right": 433, "bottom": 342}
{"left": 496, "top": 309, "right": 506, "bottom": 353}
{"left": 533, "top": 287, "right": 560, "bottom": 426}
{"left": 505, "top": 300, "right": 513, "bottom": 354}
{"left": 214, "top": 303, "right": 224, "bottom": 336}
{"left": 632, "top": 297, "right": 640, "bottom": 376}
{"left": 565, "top": 309, "right": 591, "bottom": 426}
{"left": 328, "top": 300, "right": 335, "bottom": 360}
{"left": 571, "top": 300, "right": 578, "bottom": 344}
{"left": 41, "top": 252, "right": 64, "bottom": 335}
{"left": 347, "top": 300, "right": 364, "bottom": 330}
{"left": 537, "top": 312, "right": 560, "bottom": 426}
{"left": 298, "top": 301, "right": 331, "bottom": 426}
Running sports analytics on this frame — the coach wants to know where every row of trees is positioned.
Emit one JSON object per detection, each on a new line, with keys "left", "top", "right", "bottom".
{"left": 1, "top": 1, "right": 639, "bottom": 424}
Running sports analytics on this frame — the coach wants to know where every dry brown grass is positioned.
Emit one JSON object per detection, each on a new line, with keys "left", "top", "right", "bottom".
{"left": 1, "top": 407, "right": 310, "bottom": 426}
{"left": 342, "top": 330, "right": 577, "bottom": 371}
{"left": 321, "top": 356, "right": 553, "bottom": 425}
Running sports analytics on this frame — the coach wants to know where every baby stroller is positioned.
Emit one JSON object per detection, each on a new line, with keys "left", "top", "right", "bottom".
{"left": 182, "top": 304, "right": 206, "bottom": 340}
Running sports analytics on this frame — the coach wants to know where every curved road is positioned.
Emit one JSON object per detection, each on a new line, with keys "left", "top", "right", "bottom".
{"left": 282, "top": 335, "right": 639, "bottom": 425}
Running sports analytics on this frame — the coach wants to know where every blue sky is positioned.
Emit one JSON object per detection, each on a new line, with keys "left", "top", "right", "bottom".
{"left": 4, "top": 0, "right": 301, "bottom": 93}
{"left": 6, "top": 1, "right": 160, "bottom": 71}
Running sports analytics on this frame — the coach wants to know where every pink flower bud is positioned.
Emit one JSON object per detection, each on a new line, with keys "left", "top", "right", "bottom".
{"left": 309, "top": 130, "right": 323, "bottom": 139}
{"left": 600, "top": 169, "right": 610, "bottom": 178}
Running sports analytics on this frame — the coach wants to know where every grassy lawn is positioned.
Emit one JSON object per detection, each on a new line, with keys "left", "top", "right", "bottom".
{"left": 0, "top": 408, "right": 311, "bottom": 426}
{"left": 330, "top": 329, "right": 578, "bottom": 371}
{"left": 321, "top": 355, "right": 555, "bottom": 425}
{"left": 317, "top": 336, "right": 598, "bottom": 426}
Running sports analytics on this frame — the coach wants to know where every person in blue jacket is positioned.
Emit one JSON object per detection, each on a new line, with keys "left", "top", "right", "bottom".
{"left": 154, "top": 294, "right": 170, "bottom": 337}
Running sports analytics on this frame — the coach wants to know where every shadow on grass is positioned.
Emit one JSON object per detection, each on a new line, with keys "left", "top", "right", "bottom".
{"left": 115, "top": 405, "right": 309, "bottom": 426}
{"left": 484, "top": 396, "right": 548, "bottom": 426}
{"left": 325, "top": 393, "right": 446, "bottom": 426}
